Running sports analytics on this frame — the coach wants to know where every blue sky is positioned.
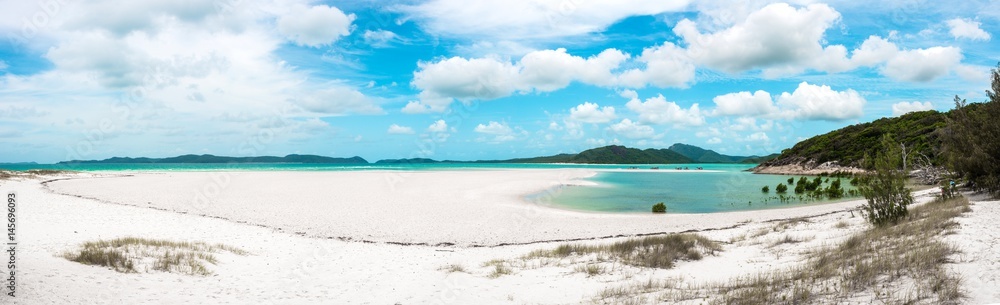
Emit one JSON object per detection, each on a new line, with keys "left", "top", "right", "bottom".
{"left": 0, "top": 0, "right": 997, "bottom": 163}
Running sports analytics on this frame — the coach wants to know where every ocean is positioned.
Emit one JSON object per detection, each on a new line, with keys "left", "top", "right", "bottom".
{"left": 2, "top": 162, "right": 859, "bottom": 213}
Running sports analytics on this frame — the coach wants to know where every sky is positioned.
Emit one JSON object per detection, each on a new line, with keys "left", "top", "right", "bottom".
{"left": 0, "top": 0, "right": 997, "bottom": 163}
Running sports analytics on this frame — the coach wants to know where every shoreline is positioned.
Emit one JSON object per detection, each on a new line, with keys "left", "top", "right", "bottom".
{"left": 6, "top": 170, "right": 998, "bottom": 304}
{"left": 45, "top": 169, "right": 903, "bottom": 247}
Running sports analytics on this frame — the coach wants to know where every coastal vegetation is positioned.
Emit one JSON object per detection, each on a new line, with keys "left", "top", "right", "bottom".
{"left": 651, "top": 202, "right": 667, "bottom": 213}
{"left": 940, "top": 64, "right": 1000, "bottom": 196}
{"left": 523, "top": 234, "right": 721, "bottom": 270}
{"left": 64, "top": 237, "right": 248, "bottom": 276}
{"left": 712, "top": 195, "right": 968, "bottom": 304}
{"left": 858, "top": 135, "right": 913, "bottom": 226}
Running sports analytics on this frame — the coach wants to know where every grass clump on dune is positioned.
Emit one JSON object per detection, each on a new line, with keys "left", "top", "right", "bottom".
{"left": 527, "top": 233, "right": 721, "bottom": 269}
{"left": 713, "top": 196, "right": 969, "bottom": 305}
{"left": 64, "top": 237, "right": 248, "bottom": 276}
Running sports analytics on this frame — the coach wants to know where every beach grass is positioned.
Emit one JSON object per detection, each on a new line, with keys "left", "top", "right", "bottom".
{"left": 524, "top": 234, "right": 721, "bottom": 269}
{"left": 713, "top": 196, "right": 969, "bottom": 304}
{"left": 64, "top": 237, "right": 248, "bottom": 276}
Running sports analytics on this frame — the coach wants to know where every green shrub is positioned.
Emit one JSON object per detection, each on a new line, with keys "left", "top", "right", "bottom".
{"left": 859, "top": 134, "right": 913, "bottom": 226}
{"left": 787, "top": 177, "right": 794, "bottom": 184}
{"left": 775, "top": 183, "right": 788, "bottom": 193}
{"left": 652, "top": 202, "right": 667, "bottom": 213}
{"left": 761, "top": 185, "right": 770, "bottom": 193}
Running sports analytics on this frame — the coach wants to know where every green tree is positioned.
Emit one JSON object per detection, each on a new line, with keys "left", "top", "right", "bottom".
{"left": 761, "top": 185, "right": 770, "bottom": 193}
{"left": 652, "top": 202, "right": 667, "bottom": 213}
{"left": 941, "top": 63, "right": 1000, "bottom": 197}
{"left": 858, "top": 134, "right": 914, "bottom": 226}
{"left": 775, "top": 183, "right": 788, "bottom": 193}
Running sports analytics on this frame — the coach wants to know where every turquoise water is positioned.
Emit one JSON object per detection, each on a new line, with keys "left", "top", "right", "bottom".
{"left": 529, "top": 167, "right": 858, "bottom": 213}
{"left": 2, "top": 162, "right": 858, "bottom": 213}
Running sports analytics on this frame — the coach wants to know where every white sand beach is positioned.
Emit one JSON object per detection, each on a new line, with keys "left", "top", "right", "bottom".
{"left": 5, "top": 170, "right": 999, "bottom": 304}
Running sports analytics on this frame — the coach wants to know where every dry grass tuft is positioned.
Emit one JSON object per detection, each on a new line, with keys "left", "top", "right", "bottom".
{"left": 713, "top": 196, "right": 970, "bottom": 304}
{"left": 64, "top": 237, "right": 248, "bottom": 276}
{"left": 524, "top": 234, "right": 721, "bottom": 269}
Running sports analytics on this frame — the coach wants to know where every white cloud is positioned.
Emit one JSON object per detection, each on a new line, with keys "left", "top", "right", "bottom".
{"left": 278, "top": 5, "right": 355, "bottom": 47}
{"left": 586, "top": 137, "right": 622, "bottom": 146}
{"left": 850, "top": 35, "right": 899, "bottom": 67}
{"left": 397, "top": 0, "right": 690, "bottom": 41}
{"left": 518, "top": 48, "right": 628, "bottom": 91}
{"left": 776, "top": 82, "right": 866, "bottom": 121}
{"left": 474, "top": 121, "right": 513, "bottom": 135}
{"left": 568, "top": 102, "right": 617, "bottom": 124}
{"left": 412, "top": 56, "right": 520, "bottom": 102}
{"left": 707, "top": 137, "right": 722, "bottom": 144}
{"left": 624, "top": 94, "right": 705, "bottom": 126}
{"left": 745, "top": 132, "right": 770, "bottom": 142}
{"left": 954, "top": 64, "right": 991, "bottom": 82}
{"left": 946, "top": 18, "right": 991, "bottom": 41}
{"left": 673, "top": 3, "right": 843, "bottom": 74}
{"left": 617, "top": 42, "right": 695, "bottom": 88}
{"left": 427, "top": 119, "right": 448, "bottom": 132}
{"left": 363, "top": 29, "right": 399, "bottom": 47}
{"left": 412, "top": 48, "right": 630, "bottom": 111}
{"left": 387, "top": 124, "right": 415, "bottom": 135}
{"left": 882, "top": 47, "right": 962, "bottom": 82}
{"left": 293, "top": 85, "right": 382, "bottom": 115}
{"left": 474, "top": 121, "right": 516, "bottom": 142}
{"left": 0, "top": 60, "right": 7, "bottom": 70}
{"left": 892, "top": 101, "right": 934, "bottom": 116}
{"left": 608, "top": 119, "right": 656, "bottom": 139}
{"left": 711, "top": 90, "right": 778, "bottom": 117}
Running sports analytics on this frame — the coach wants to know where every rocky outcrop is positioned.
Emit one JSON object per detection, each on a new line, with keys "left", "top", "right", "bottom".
{"left": 751, "top": 157, "right": 866, "bottom": 175}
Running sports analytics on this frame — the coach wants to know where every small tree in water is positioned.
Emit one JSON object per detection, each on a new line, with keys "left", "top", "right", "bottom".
{"left": 858, "top": 134, "right": 913, "bottom": 226}
{"left": 652, "top": 202, "right": 667, "bottom": 213}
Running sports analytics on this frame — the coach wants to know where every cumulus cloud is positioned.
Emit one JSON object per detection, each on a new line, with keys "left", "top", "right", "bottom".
{"left": 0, "top": 0, "right": 383, "bottom": 161}
{"left": 411, "top": 48, "right": 631, "bottom": 112}
{"left": 278, "top": 5, "right": 355, "bottom": 47}
{"left": 850, "top": 36, "right": 900, "bottom": 67}
{"left": 624, "top": 95, "right": 705, "bottom": 126}
{"left": 427, "top": 119, "right": 448, "bottom": 132}
{"left": 474, "top": 121, "right": 513, "bottom": 135}
{"left": 518, "top": 48, "right": 628, "bottom": 91}
{"left": 396, "top": 0, "right": 690, "bottom": 40}
{"left": 617, "top": 42, "right": 695, "bottom": 88}
{"left": 946, "top": 18, "right": 991, "bottom": 41}
{"left": 892, "top": 101, "right": 934, "bottom": 116}
{"left": 882, "top": 47, "right": 962, "bottom": 82}
{"left": 711, "top": 90, "right": 778, "bottom": 117}
{"left": 608, "top": 119, "right": 657, "bottom": 139}
{"left": 568, "top": 102, "right": 617, "bottom": 124}
{"left": 387, "top": 124, "right": 415, "bottom": 135}
{"left": 673, "top": 3, "right": 843, "bottom": 74}
{"left": 474, "top": 121, "right": 516, "bottom": 142}
{"left": 776, "top": 82, "right": 866, "bottom": 121}
{"left": 412, "top": 56, "right": 520, "bottom": 102}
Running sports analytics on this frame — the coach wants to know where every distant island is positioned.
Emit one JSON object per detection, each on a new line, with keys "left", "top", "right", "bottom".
{"left": 58, "top": 143, "right": 779, "bottom": 165}
{"left": 59, "top": 154, "right": 369, "bottom": 164}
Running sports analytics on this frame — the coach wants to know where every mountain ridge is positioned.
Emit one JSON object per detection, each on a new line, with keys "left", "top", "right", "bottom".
{"left": 60, "top": 144, "right": 774, "bottom": 165}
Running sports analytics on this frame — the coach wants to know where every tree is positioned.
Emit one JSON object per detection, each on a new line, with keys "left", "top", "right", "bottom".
{"left": 940, "top": 63, "right": 1000, "bottom": 197}
{"left": 858, "top": 134, "right": 913, "bottom": 226}
{"left": 652, "top": 202, "right": 667, "bottom": 213}
{"left": 761, "top": 185, "right": 770, "bottom": 193}
{"left": 776, "top": 183, "right": 788, "bottom": 193}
